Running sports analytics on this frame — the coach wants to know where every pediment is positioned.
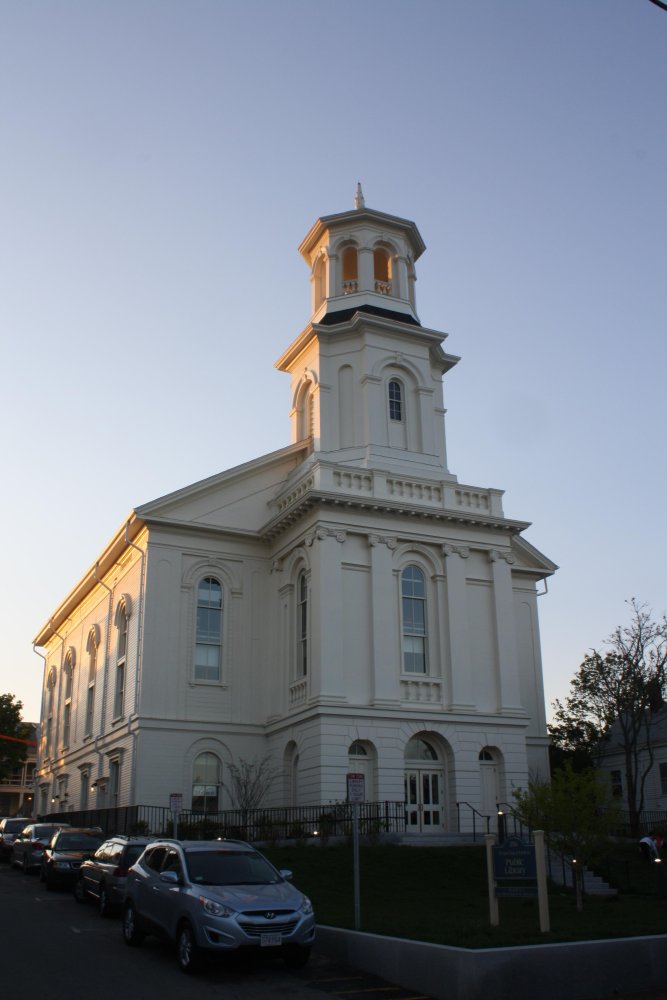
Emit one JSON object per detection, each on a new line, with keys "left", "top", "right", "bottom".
{"left": 510, "top": 536, "right": 558, "bottom": 577}
{"left": 134, "top": 442, "right": 309, "bottom": 534}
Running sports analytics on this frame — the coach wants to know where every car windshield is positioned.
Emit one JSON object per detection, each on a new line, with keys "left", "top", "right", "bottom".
{"left": 4, "top": 820, "right": 28, "bottom": 833}
{"left": 56, "top": 834, "right": 102, "bottom": 851}
{"left": 185, "top": 850, "right": 280, "bottom": 886}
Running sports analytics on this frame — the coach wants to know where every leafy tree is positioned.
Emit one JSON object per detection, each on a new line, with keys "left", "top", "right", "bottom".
{"left": 0, "top": 694, "right": 32, "bottom": 782}
{"left": 513, "top": 764, "right": 620, "bottom": 911}
{"left": 549, "top": 600, "right": 667, "bottom": 834}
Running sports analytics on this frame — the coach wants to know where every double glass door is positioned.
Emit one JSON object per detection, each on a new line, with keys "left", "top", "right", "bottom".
{"left": 405, "top": 770, "right": 443, "bottom": 832}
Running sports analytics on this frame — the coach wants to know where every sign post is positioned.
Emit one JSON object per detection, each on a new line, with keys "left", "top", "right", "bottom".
{"left": 347, "top": 772, "right": 365, "bottom": 930}
{"left": 487, "top": 832, "right": 550, "bottom": 933}
{"left": 169, "top": 792, "right": 183, "bottom": 839}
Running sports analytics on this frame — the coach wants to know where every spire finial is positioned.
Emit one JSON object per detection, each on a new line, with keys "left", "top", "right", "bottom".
{"left": 354, "top": 182, "right": 365, "bottom": 210}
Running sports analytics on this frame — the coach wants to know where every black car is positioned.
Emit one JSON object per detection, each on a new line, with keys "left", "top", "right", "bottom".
{"left": 74, "top": 835, "right": 152, "bottom": 916}
{"left": 41, "top": 827, "right": 104, "bottom": 890}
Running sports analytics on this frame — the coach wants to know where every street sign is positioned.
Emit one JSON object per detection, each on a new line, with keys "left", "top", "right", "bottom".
{"left": 347, "top": 772, "right": 365, "bottom": 803}
{"left": 169, "top": 792, "right": 183, "bottom": 815}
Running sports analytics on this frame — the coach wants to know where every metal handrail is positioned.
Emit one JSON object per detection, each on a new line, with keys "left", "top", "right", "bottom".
{"left": 455, "top": 801, "right": 491, "bottom": 841}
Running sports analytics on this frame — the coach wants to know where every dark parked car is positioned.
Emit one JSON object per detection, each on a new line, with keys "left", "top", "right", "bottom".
{"left": 123, "top": 839, "right": 316, "bottom": 973}
{"left": 11, "top": 823, "right": 70, "bottom": 872}
{"left": 74, "top": 835, "right": 152, "bottom": 916}
{"left": 41, "top": 827, "right": 104, "bottom": 890}
{"left": 0, "top": 818, "right": 32, "bottom": 861}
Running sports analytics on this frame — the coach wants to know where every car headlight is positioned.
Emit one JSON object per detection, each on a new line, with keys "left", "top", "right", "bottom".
{"left": 300, "top": 895, "right": 313, "bottom": 915}
{"left": 198, "top": 895, "right": 235, "bottom": 917}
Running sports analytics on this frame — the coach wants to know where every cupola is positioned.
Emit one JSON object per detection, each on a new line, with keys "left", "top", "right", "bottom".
{"left": 298, "top": 183, "right": 425, "bottom": 326}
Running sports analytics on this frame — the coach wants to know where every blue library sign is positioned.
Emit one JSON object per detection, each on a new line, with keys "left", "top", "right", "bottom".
{"left": 493, "top": 836, "right": 537, "bottom": 897}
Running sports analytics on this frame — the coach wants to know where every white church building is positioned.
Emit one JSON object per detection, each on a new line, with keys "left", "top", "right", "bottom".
{"left": 33, "top": 189, "right": 556, "bottom": 835}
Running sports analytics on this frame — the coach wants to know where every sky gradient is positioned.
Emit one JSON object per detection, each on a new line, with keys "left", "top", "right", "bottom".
{"left": 1, "top": 0, "right": 665, "bottom": 723}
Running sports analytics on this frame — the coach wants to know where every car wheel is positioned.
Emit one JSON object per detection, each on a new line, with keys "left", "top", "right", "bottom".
{"left": 283, "top": 945, "right": 311, "bottom": 969}
{"left": 98, "top": 885, "right": 111, "bottom": 918}
{"left": 176, "top": 921, "right": 201, "bottom": 974}
{"left": 73, "top": 878, "right": 88, "bottom": 904}
{"left": 122, "top": 903, "right": 145, "bottom": 946}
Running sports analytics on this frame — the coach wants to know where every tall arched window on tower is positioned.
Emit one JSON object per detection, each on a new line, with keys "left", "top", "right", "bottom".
{"left": 195, "top": 577, "right": 223, "bottom": 682}
{"left": 388, "top": 379, "right": 403, "bottom": 422}
{"left": 342, "top": 245, "right": 358, "bottom": 294}
{"left": 374, "top": 247, "right": 392, "bottom": 295}
{"left": 192, "top": 752, "right": 220, "bottom": 813}
{"left": 297, "top": 571, "right": 308, "bottom": 677}
{"left": 401, "top": 565, "right": 427, "bottom": 674}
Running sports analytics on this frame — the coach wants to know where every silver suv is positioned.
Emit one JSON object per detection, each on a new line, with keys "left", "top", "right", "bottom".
{"left": 122, "top": 839, "right": 316, "bottom": 974}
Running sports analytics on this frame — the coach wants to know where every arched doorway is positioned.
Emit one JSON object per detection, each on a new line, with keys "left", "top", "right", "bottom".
{"left": 479, "top": 748, "right": 502, "bottom": 816}
{"left": 348, "top": 741, "right": 376, "bottom": 801}
{"left": 404, "top": 736, "right": 445, "bottom": 833}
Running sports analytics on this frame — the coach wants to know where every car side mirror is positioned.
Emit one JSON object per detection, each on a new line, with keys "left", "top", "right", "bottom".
{"left": 279, "top": 869, "right": 293, "bottom": 882}
{"left": 159, "top": 870, "right": 180, "bottom": 884}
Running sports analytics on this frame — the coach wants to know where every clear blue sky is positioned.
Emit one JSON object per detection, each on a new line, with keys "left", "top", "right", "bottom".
{"left": 1, "top": 0, "right": 665, "bottom": 722}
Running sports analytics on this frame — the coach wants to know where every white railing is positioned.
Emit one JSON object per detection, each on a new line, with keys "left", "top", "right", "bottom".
{"left": 342, "top": 280, "right": 358, "bottom": 294}
{"left": 374, "top": 279, "right": 392, "bottom": 295}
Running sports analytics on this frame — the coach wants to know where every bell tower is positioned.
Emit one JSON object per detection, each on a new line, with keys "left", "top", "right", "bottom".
{"left": 276, "top": 188, "right": 459, "bottom": 479}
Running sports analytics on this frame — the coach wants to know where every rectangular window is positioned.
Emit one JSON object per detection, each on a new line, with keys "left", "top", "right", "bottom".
{"left": 660, "top": 764, "right": 667, "bottom": 796}
{"left": 109, "top": 759, "right": 120, "bottom": 807}
{"left": 85, "top": 685, "right": 95, "bottom": 737}
{"left": 62, "top": 702, "right": 71, "bottom": 748}
{"left": 114, "top": 663, "right": 125, "bottom": 718}
{"left": 610, "top": 769, "right": 623, "bottom": 798}
{"left": 402, "top": 566, "right": 427, "bottom": 674}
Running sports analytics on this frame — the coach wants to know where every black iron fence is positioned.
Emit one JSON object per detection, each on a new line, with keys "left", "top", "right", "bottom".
{"left": 38, "top": 800, "right": 406, "bottom": 842}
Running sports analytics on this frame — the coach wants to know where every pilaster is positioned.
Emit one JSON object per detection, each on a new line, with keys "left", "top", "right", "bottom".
{"left": 488, "top": 550, "right": 523, "bottom": 713}
{"left": 443, "top": 544, "right": 475, "bottom": 710}
{"left": 368, "top": 533, "right": 401, "bottom": 706}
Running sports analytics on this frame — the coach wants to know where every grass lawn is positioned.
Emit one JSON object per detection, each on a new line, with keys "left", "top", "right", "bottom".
{"left": 262, "top": 842, "right": 667, "bottom": 949}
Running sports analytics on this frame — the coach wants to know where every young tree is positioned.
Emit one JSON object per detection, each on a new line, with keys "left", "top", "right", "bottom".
{"left": 0, "top": 694, "right": 32, "bottom": 782}
{"left": 549, "top": 600, "right": 667, "bottom": 833}
{"left": 224, "top": 756, "right": 276, "bottom": 827}
{"left": 513, "top": 764, "right": 620, "bottom": 911}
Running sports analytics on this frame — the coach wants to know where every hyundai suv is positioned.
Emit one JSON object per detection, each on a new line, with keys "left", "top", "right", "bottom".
{"left": 122, "top": 839, "right": 316, "bottom": 973}
{"left": 74, "top": 835, "right": 152, "bottom": 916}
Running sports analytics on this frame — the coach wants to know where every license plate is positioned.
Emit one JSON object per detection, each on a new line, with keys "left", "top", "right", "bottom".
{"left": 260, "top": 933, "right": 282, "bottom": 947}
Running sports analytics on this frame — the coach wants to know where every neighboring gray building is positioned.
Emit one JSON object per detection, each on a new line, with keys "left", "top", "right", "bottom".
{"left": 33, "top": 190, "right": 556, "bottom": 835}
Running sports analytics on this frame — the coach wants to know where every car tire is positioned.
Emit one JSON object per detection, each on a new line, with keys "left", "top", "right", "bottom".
{"left": 283, "top": 945, "right": 311, "bottom": 969}
{"left": 73, "top": 878, "right": 88, "bottom": 904}
{"left": 176, "top": 921, "right": 202, "bottom": 974}
{"left": 122, "top": 902, "right": 145, "bottom": 946}
{"left": 98, "top": 885, "right": 111, "bottom": 918}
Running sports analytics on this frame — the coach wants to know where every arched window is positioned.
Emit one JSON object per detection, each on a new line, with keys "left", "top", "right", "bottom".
{"left": 85, "top": 628, "right": 98, "bottom": 737}
{"left": 62, "top": 650, "right": 74, "bottom": 748}
{"left": 195, "top": 577, "right": 223, "bottom": 682}
{"left": 192, "top": 752, "right": 220, "bottom": 813}
{"left": 348, "top": 741, "right": 367, "bottom": 758}
{"left": 342, "top": 246, "right": 358, "bottom": 294}
{"left": 114, "top": 603, "right": 128, "bottom": 718}
{"left": 401, "top": 566, "right": 427, "bottom": 674}
{"left": 405, "top": 737, "right": 438, "bottom": 762}
{"left": 479, "top": 749, "right": 494, "bottom": 762}
{"left": 297, "top": 571, "right": 308, "bottom": 677}
{"left": 374, "top": 247, "right": 392, "bottom": 295}
{"left": 45, "top": 669, "right": 56, "bottom": 754}
{"left": 388, "top": 379, "right": 403, "bottom": 422}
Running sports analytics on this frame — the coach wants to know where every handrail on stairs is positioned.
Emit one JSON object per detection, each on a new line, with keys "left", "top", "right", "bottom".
{"left": 455, "top": 801, "right": 491, "bottom": 842}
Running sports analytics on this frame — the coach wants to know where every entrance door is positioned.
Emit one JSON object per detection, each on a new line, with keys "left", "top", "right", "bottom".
{"left": 480, "top": 761, "right": 499, "bottom": 816}
{"left": 404, "top": 770, "right": 443, "bottom": 832}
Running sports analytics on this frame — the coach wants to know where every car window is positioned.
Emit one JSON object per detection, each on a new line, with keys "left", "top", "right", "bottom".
{"left": 55, "top": 834, "right": 103, "bottom": 851}
{"left": 107, "top": 844, "right": 123, "bottom": 862}
{"left": 185, "top": 850, "right": 280, "bottom": 887}
{"left": 143, "top": 846, "right": 168, "bottom": 872}
{"left": 4, "top": 820, "right": 29, "bottom": 833}
{"left": 161, "top": 849, "right": 183, "bottom": 877}
{"left": 125, "top": 845, "right": 145, "bottom": 866}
